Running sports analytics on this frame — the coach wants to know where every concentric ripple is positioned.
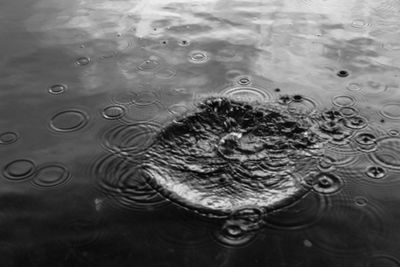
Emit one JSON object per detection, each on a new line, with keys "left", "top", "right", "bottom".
{"left": 139, "top": 96, "right": 338, "bottom": 215}
{"left": 49, "top": 110, "right": 89, "bottom": 132}
{"left": 221, "top": 86, "right": 272, "bottom": 103}
{"left": 31, "top": 163, "right": 71, "bottom": 189}
{"left": 370, "top": 137, "right": 400, "bottom": 170}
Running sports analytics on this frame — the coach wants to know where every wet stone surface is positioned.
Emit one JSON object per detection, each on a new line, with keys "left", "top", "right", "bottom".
{"left": 139, "top": 96, "right": 350, "bottom": 215}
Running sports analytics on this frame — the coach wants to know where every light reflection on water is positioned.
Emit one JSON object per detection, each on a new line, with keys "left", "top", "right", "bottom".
{"left": 1, "top": 0, "right": 400, "bottom": 266}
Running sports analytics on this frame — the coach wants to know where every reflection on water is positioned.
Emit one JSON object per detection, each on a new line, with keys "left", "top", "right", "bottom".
{"left": 1, "top": 0, "right": 400, "bottom": 266}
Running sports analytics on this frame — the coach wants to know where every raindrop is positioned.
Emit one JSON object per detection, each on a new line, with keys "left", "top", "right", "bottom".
{"left": 178, "top": 40, "right": 190, "bottom": 46}
{"left": 365, "top": 166, "right": 387, "bottom": 179}
{"left": 346, "top": 82, "right": 362, "bottom": 91}
{"left": 2, "top": 159, "right": 36, "bottom": 181}
{"left": 337, "top": 70, "right": 349, "bottom": 77}
{"left": 380, "top": 103, "right": 400, "bottom": 120}
{"left": 0, "top": 131, "right": 19, "bottom": 145}
{"left": 332, "top": 95, "right": 355, "bottom": 107}
{"left": 31, "top": 163, "right": 71, "bottom": 189}
{"left": 235, "top": 75, "right": 251, "bottom": 86}
{"left": 102, "top": 105, "right": 126, "bottom": 120}
{"left": 278, "top": 95, "right": 292, "bottom": 105}
{"left": 354, "top": 196, "right": 368, "bottom": 206}
{"left": 370, "top": 137, "right": 400, "bottom": 170}
{"left": 221, "top": 86, "right": 272, "bottom": 103}
{"left": 292, "top": 94, "right": 303, "bottom": 102}
{"left": 49, "top": 110, "right": 89, "bottom": 132}
{"left": 312, "top": 173, "right": 343, "bottom": 194}
{"left": 214, "top": 221, "right": 257, "bottom": 247}
{"left": 354, "top": 132, "right": 377, "bottom": 151}
{"left": 75, "top": 56, "right": 91, "bottom": 66}
{"left": 48, "top": 84, "right": 67, "bottom": 95}
{"left": 188, "top": 50, "right": 209, "bottom": 64}
{"left": 137, "top": 58, "right": 160, "bottom": 72}
{"left": 343, "top": 115, "right": 368, "bottom": 129}
{"left": 274, "top": 88, "right": 281, "bottom": 92}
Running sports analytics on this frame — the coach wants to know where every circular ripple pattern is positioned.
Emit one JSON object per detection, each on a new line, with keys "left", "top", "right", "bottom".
{"left": 221, "top": 86, "right": 272, "bottom": 103}
{"left": 365, "top": 255, "right": 400, "bottom": 267}
{"left": 380, "top": 103, "right": 400, "bottom": 120}
{"left": 2, "top": 159, "right": 36, "bottom": 181}
{"left": 31, "top": 163, "right": 71, "bottom": 189}
{"left": 102, "top": 105, "right": 126, "bottom": 120}
{"left": 370, "top": 137, "right": 400, "bottom": 170}
{"left": 0, "top": 131, "right": 19, "bottom": 145}
{"left": 93, "top": 154, "right": 168, "bottom": 211}
{"left": 140, "top": 97, "right": 335, "bottom": 215}
{"left": 332, "top": 95, "right": 355, "bottom": 107}
{"left": 75, "top": 56, "right": 91, "bottom": 66}
{"left": 102, "top": 123, "right": 160, "bottom": 156}
{"left": 311, "top": 172, "right": 344, "bottom": 194}
{"left": 49, "top": 110, "right": 89, "bottom": 132}
{"left": 188, "top": 50, "right": 209, "bottom": 64}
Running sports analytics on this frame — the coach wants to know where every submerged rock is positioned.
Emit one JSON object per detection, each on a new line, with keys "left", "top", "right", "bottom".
{"left": 139, "top": 96, "right": 348, "bottom": 215}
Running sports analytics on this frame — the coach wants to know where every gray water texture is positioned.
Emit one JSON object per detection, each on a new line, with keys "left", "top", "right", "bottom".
{"left": 1, "top": 0, "right": 400, "bottom": 266}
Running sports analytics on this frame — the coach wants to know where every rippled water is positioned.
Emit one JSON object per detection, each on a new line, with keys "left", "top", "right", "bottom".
{"left": 1, "top": 0, "right": 400, "bottom": 266}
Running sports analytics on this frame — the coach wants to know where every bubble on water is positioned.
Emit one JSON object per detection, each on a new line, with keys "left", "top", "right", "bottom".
{"left": 339, "top": 106, "right": 358, "bottom": 117}
{"left": 380, "top": 103, "right": 400, "bottom": 120}
{"left": 155, "top": 68, "right": 176, "bottom": 79}
{"left": 188, "top": 50, "right": 209, "bottom": 64}
{"left": 132, "top": 91, "right": 159, "bottom": 106}
{"left": 287, "top": 96, "right": 318, "bottom": 115}
{"left": 48, "top": 84, "right": 67, "bottom": 95}
{"left": 264, "top": 192, "right": 328, "bottom": 230}
{"left": 354, "top": 196, "right": 368, "bottom": 206}
{"left": 137, "top": 58, "right": 161, "bottom": 72}
{"left": 49, "top": 110, "right": 89, "bottom": 133}
{"left": 337, "top": 70, "right": 349, "bottom": 77}
{"left": 235, "top": 75, "right": 252, "bottom": 86}
{"left": 92, "top": 154, "right": 168, "bottom": 211}
{"left": 102, "top": 105, "right": 126, "bottom": 120}
{"left": 370, "top": 137, "right": 400, "bottom": 170}
{"left": 31, "top": 163, "right": 71, "bottom": 189}
{"left": 102, "top": 123, "right": 160, "bottom": 156}
{"left": 311, "top": 172, "right": 343, "bottom": 194}
{"left": 221, "top": 86, "right": 272, "bottom": 103}
{"left": 2, "top": 159, "right": 36, "bottom": 181}
{"left": 0, "top": 131, "right": 19, "bottom": 145}
{"left": 306, "top": 202, "right": 385, "bottom": 256}
{"left": 365, "top": 255, "right": 400, "bottom": 267}
{"left": 214, "top": 221, "right": 258, "bottom": 247}
{"left": 347, "top": 82, "right": 362, "bottom": 91}
{"left": 343, "top": 115, "right": 368, "bottom": 129}
{"left": 332, "top": 95, "right": 355, "bottom": 107}
{"left": 365, "top": 166, "right": 387, "bottom": 179}
{"left": 354, "top": 132, "right": 377, "bottom": 152}
{"left": 75, "top": 56, "right": 91, "bottom": 66}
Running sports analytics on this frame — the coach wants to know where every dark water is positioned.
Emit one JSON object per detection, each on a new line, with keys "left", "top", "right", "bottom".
{"left": 1, "top": 0, "right": 400, "bottom": 266}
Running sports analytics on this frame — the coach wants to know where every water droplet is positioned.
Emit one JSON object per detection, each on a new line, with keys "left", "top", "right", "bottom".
{"left": 31, "top": 163, "right": 71, "bottom": 189}
{"left": 0, "top": 131, "right": 19, "bottom": 145}
{"left": 188, "top": 50, "right": 209, "bottom": 64}
{"left": 2, "top": 159, "right": 36, "bottom": 181}
{"left": 354, "top": 196, "right": 368, "bottom": 206}
{"left": 137, "top": 58, "right": 160, "bottom": 72}
{"left": 102, "top": 105, "right": 125, "bottom": 120}
{"left": 49, "top": 110, "right": 89, "bottom": 132}
{"left": 235, "top": 75, "right": 251, "bottom": 85}
{"left": 380, "top": 103, "right": 400, "bottom": 120}
{"left": 346, "top": 82, "right": 362, "bottom": 91}
{"left": 337, "top": 70, "right": 349, "bottom": 77}
{"left": 370, "top": 137, "right": 400, "bottom": 170}
{"left": 48, "top": 84, "right": 67, "bottom": 95}
{"left": 365, "top": 166, "right": 387, "bottom": 179}
{"left": 332, "top": 95, "right": 355, "bottom": 107}
{"left": 75, "top": 56, "right": 90, "bottom": 66}
{"left": 221, "top": 86, "right": 272, "bottom": 103}
{"left": 343, "top": 115, "right": 368, "bottom": 129}
{"left": 312, "top": 173, "right": 343, "bottom": 194}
